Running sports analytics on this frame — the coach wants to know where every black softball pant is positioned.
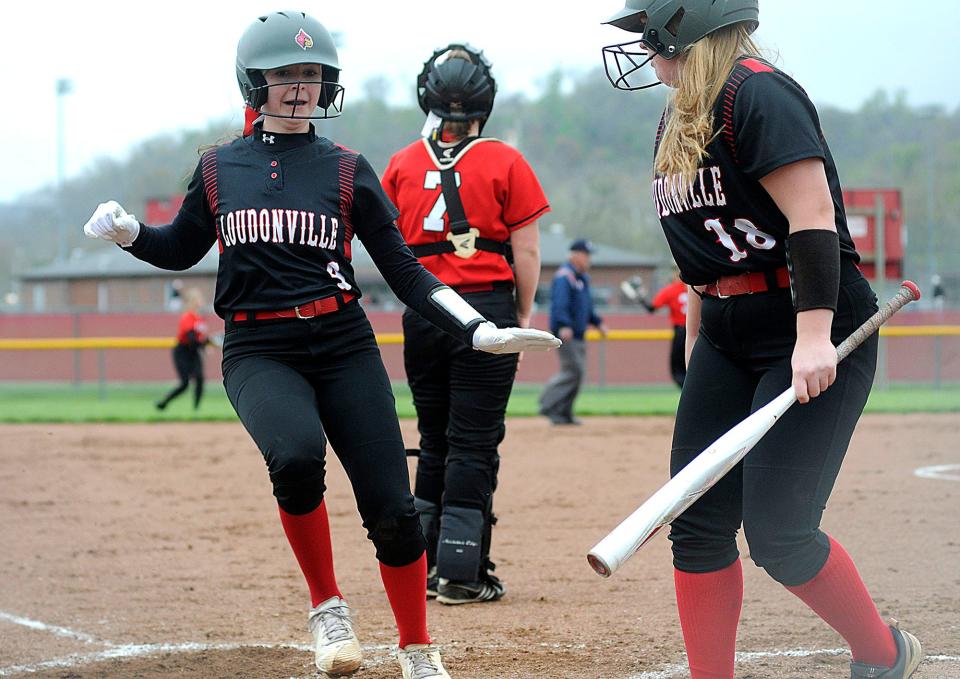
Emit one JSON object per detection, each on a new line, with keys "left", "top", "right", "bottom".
{"left": 669, "top": 267, "right": 878, "bottom": 586}
{"left": 221, "top": 303, "right": 424, "bottom": 568}
{"left": 670, "top": 325, "right": 686, "bottom": 388}
{"left": 403, "top": 288, "right": 518, "bottom": 581}
{"left": 158, "top": 344, "right": 204, "bottom": 408}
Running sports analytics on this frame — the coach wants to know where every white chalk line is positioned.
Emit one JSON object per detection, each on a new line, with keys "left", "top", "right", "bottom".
{"left": 3, "top": 610, "right": 959, "bottom": 678}
{"left": 0, "top": 612, "right": 104, "bottom": 645}
{"left": 914, "top": 463, "right": 960, "bottom": 482}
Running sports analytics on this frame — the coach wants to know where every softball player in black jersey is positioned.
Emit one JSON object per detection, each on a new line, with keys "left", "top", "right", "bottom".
{"left": 603, "top": 2, "right": 922, "bottom": 678}
{"left": 82, "top": 11, "right": 558, "bottom": 679}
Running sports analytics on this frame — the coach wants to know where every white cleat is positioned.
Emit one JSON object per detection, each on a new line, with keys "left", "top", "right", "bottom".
{"left": 308, "top": 596, "right": 362, "bottom": 675}
{"left": 397, "top": 643, "right": 452, "bottom": 679}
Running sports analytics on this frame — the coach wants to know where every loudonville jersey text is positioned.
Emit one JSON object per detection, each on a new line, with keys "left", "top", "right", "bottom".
{"left": 652, "top": 166, "right": 727, "bottom": 218}
{"left": 217, "top": 208, "right": 339, "bottom": 250}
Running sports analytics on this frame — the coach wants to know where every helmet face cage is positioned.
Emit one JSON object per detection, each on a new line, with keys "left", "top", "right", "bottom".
{"left": 417, "top": 43, "right": 497, "bottom": 128}
{"left": 235, "top": 11, "right": 345, "bottom": 121}
{"left": 602, "top": 40, "right": 660, "bottom": 91}
{"left": 242, "top": 67, "right": 345, "bottom": 121}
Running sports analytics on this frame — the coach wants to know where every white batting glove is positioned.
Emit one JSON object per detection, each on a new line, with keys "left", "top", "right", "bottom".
{"left": 83, "top": 200, "right": 141, "bottom": 247}
{"left": 472, "top": 321, "right": 561, "bottom": 355}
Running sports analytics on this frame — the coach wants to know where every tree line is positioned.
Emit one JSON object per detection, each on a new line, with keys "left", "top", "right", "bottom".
{"left": 1, "top": 67, "right": 957, "bottom": 294}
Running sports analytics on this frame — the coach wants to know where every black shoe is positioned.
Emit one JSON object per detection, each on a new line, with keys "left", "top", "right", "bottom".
{"left": 436, "top": 572, "right": 505, "bottom": 605}
{"left": 548, "top": 415, "right": 581, "bottom": 426}
{"left": 155, "top": 400, "right": 167, "bottom": 411}
{"left": 426, "top": 567, "right": 438, "bottom": 599}
{"left": 850, "top": 622, "right": 923, "bottom": 678}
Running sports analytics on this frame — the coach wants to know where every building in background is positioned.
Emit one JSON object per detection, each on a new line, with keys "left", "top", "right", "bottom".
{"left": 17, "top": 226, "right": 662, "bottom": 313}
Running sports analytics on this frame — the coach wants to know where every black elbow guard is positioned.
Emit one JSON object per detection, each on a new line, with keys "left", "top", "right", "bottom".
{"left": 785, "top": 229, "right": 841, "bottom": 313}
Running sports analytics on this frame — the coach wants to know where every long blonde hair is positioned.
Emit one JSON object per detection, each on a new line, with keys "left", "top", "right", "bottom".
{"left": 655, "top": 23, "right": 761, "bottom": 181}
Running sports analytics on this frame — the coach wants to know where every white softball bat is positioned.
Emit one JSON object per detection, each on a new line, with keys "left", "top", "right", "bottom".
{"left": 587, "top": 281, "right": 921, "bottom": 578}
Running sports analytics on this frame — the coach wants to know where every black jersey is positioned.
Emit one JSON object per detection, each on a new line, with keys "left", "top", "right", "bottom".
{"left": 652, "top": 57, "right": 859, "bottom": 286}
{"left": 125, "top": 125, "right": 445, "bottom": 323}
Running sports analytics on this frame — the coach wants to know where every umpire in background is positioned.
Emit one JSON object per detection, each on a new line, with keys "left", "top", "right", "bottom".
{"left": 539, "top": 239, "right": 606, "bottom": 425}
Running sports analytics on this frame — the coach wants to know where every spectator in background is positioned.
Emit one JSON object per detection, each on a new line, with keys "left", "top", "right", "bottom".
{"left": 932, "top": 274, "right": 945, "bottom": 311}
{"left": 539, "top": 239, "right": 606, "bottom": 425}
{"left": 624, "top": 269, "right": 689, "bottom": 387}
{"left": 156, "top": 288, "right": 208, "bottom": 411}
{"left": 166, "top": 278, "right": 184, "bottom": 312}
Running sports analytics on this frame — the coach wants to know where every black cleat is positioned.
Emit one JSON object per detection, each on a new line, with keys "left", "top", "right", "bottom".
{"left": 426, "top": 567, "right": 438, "bottom": 599}
{"left": 436, "top": 572, "right": 505, "bottom": 605}
{"left": 850, "top": 621, "right": 923, "bottom": 678}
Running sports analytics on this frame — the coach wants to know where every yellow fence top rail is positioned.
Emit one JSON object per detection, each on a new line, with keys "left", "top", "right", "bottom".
{"left": 2, "top": 326, "right": 959, "bottom": 350}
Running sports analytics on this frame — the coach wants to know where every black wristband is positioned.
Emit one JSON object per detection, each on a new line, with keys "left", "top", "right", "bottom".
{"left": 785, "top": 229, "right": 841, "bottom": 312}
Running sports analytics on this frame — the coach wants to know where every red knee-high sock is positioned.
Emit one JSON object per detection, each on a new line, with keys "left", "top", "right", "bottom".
{"left": 278, "top": 501, "right": 342, "bottom": 608}
{"left": 785, "top": 536, "right": 896, "bottom": 667}
{"left": 674, "top": 559, "right": 743, "bottom": 679}
{"left": 379, "top": 553, "right": 431, "bottom": 649}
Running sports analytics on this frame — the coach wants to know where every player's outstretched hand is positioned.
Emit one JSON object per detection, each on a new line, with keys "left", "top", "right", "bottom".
{"left": 83, "top": 201, "right": 140, "bottom": 247}
{"left": 472, "top": 321, "right": 561, "bottom": 355}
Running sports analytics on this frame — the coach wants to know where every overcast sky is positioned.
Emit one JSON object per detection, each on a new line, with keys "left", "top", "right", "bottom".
{"left": 3, "top": 0, "right": 958, "bottom": 203}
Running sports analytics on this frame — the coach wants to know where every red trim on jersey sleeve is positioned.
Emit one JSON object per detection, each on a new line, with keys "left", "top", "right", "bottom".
{"left": 200, "top": 150, "right": 223, "bottom": 254}
{"left": 336, "top": 148, "right": 358, "bottom": 260}
{"left": 740, "top": 58, "right": 774, "bottom": 74}
{"left": 717, "top": 58, "right": 781, "bottom": 166}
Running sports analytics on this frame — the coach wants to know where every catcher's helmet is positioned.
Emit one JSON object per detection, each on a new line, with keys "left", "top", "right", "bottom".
{"left": 417, "top": 44, "right": 496, "bottom": 131}
{"left": 235, "top": 10, "right": 344, "bottom": 119}
{"left": 602, "top": 0, "right": 759, "bottom": 90}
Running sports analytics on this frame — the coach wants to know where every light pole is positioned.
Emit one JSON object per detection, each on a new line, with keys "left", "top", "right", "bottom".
{"left": 56, "top": 77, "right": 73, "bottom": 261}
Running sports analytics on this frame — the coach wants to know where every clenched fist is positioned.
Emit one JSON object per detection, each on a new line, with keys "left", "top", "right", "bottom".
{"left": 83, "top": 201, "right": 140, "bottom": 247}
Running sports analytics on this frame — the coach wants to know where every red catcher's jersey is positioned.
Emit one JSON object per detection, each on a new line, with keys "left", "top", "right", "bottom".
{"left": 383, "top": 137, "right": 549, "bottom": 288}
{"left": 176, "top": 310, "right": 207, "bottom": 345}
{"left": 652, "top": 280, "right": 688, "bottom": 327}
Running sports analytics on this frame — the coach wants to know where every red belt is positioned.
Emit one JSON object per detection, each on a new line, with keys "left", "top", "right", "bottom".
{"left": 700, "top": 267, "right": 790, "bottom": 298}
{"left": 452, "top": 281, "right": 514, "bottom": 294}
{"left": 231, "top": 293, "right": 356, "bottom": 321}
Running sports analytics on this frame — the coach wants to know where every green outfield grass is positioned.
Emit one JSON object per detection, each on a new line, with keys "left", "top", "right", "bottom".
{"left": 0, "top": 382, "right": 958, "bottom": 423}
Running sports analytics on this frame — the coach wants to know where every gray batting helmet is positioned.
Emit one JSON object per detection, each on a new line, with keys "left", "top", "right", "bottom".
{"left": 602, "top": 0, "right": 759, "bottom": 90}
{"left": 606, "top": 0, "right": 758, "bottom": 58}
{"left": 235, "top": 10, "right": 344, "bottom": 118}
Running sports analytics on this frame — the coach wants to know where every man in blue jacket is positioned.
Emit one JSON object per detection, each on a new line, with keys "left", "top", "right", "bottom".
{"left": 539, "top": 239, "right": 606, "bottom": 425}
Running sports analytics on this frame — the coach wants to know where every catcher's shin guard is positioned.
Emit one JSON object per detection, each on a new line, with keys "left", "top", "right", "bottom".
{"left": 413, "top": 496, "right": 440, "bottom": 571}
{"left": 436, "top": 505, "right": 485, "bottom": 582}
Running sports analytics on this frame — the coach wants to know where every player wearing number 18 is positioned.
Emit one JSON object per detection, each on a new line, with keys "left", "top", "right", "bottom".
{"left": 82, "top": 11, "right": 559, "bottom": 679}
{"left": 602, "top": 1, "right": 922, "bottom": 677}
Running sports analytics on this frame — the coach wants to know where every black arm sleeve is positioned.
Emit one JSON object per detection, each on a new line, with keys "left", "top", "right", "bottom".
{"left": 352, "top": 155, "right": 484, "bottom": 345}
{"left": 733, "top": 72, "right": 827, "bottom": 181}
{"left": 123, "top": 161, "right": 218, "bottom": 270}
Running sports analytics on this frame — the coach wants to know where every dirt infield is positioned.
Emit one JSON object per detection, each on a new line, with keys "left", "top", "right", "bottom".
{"left": 1, "top": 415, "right": 958, "bottom": 678}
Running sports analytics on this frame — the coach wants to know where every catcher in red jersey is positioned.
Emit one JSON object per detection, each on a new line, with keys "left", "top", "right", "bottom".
{"left": 602, "top": 1, "right": 922, "bottom": 678}
{"left": 382, "top": 43, "right": 549, "bottom": 605}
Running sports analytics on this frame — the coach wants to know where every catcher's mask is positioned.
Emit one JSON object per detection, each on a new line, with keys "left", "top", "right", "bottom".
{"left": 417, "top": 43, "right": 496, "bottom": 135}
